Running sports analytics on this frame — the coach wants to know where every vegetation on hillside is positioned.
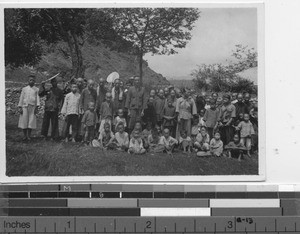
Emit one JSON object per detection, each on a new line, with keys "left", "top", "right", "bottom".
{"left": 5, "top": 8, "right": 200, "bottom": 83}
{"left": 192, "top": 45, "right": 258, "bottom": 94}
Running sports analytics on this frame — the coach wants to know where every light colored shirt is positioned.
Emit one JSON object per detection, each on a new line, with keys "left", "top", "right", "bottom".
{"left": 18, "top": 85, "right": 40, "bottom": 107}
{"left": 236, "top": 121, "right": 255, "bottom": 138}
{"left": 129, "top": 138, "right": 144, "bottom": 151}
{"left": 159, "top": 136, "right": 178, "bottom": 147}
{"left": 61, "top": 92, "right": 81, "bottom": 116}
{"left": 179, "top": 136, "right": 191, "bottom": 144}
{"left": 114, "top": 132, "right": 129, "bottom": 147}
{"left": 176, "top": 97, "right": 197, "bottom": 120}
{"left": 210, "top": 138, "right": 223, "bottom": 155}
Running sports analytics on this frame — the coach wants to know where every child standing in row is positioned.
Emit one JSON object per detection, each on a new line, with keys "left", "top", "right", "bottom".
{"left": 235, "top": 113, "right": 255, "bottom": 157}
{"left": 61, "top": 83, "right": 81, "bottom": 142}
{"left": 81, "top": 101, "right": 98, "bottom": 145}
{"left": 203, "top": 99, "right": 219, "bottom": 139}
{"left": 99, "top": 92, "right": 114, "bottom": 134}
{"left": 162, "top": 99, "right": 177, "bottom": 138}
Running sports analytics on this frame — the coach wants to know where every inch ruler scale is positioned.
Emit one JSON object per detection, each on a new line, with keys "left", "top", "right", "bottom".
{"left": 1, "top": 216, "right": 300, "bottom": 233}
{"left": 0, "top": 184, "right": 300, "bottom": 234}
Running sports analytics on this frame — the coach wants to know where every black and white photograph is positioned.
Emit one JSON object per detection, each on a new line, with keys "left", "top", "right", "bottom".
{"left": 3, "top": 4, "right": 264, "bottom": 179}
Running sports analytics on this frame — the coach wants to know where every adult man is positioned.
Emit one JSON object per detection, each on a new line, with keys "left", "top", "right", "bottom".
{"left": 243, "top": 92, "right": 253, "bottom": 114}
{"left": 39, "top": 77, "right": 63, "bottom": 140}
{"left": 96, "top": 77, "right": 107, "bottom": 131}
{"left": 76, "top": 78, "right": 85, "bottom": 94}
{"left": 125, "top": 76, "right": 147, "bottom": 132}
{"left": 79, "top": 79, "right": 97, "bottom": 113}
{"left": 234, "top": 93, "right": 247, "bottom": 117}
{"left": 96, "top": 78, "right": 107, "bottom": 113}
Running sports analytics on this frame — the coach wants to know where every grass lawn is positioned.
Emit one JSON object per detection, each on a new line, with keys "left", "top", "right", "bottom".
{"left": 6, "top": 115, "right": 258, "bottom": 177}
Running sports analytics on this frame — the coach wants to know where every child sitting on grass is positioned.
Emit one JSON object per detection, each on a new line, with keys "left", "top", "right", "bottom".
{"left": 196, "top": 131, "right": 223, "bottom": 157}
{"left": 130, "top": 121, "right": 143, "bottom": 138}
{"left": 148, "top": 128, "right": 163, "bottom": 153}
{"left": 224, "top": 134, "right": 246, "bottom": 161}
{"left": 191, "top": 115, "right": 200, "bottom": 140}
{"left": 97, "top": 122, "right": 115, "bottom": 150}
{"left": 235, "top": 113, "right": 255, "bottom": 157}
{"left": 158, "top": 128, "right": 178, "bottom": 155}
{"left": 113, "top": 122, "right": 129, "bottom": 151}
{"left": 142, "top": 122, "right": 152, "bottom": 149}
{"left": 179, "top": 130, "right": 192, "bottom": 154}
{"left": 81, "top": 101, "right": 98, "bottom": 146}
{"left": 194, "top": 126, "right": 210, "bottom": 152}
{"left": 128, "top": 130, "right": 146, "bottom": 155}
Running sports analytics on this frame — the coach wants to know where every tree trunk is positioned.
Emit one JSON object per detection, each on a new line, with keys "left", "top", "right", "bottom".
{"left": 71, "top": 33, "right": 84, "bottom": 78}
{"left": 138, "top": 51, "right": 143, "bottom": 83}
{"left": 47, "top": 10, "right": 85, "bottom": 79}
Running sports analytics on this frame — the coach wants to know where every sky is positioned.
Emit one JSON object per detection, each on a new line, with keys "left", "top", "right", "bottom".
{"left": 144, "top": 8, "right": 257, "bottom": 79}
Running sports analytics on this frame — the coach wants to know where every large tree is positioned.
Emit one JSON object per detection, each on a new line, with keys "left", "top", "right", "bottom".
{"left": 109, "top": 8, "right": 200, "bottom": 81}
{"left": 5, "top": 8, "right": 87, "bottom": 78}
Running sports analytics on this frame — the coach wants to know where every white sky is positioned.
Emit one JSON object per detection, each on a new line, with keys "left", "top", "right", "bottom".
{"left": 144, "top": 8, "right": 257, "bottom": 78}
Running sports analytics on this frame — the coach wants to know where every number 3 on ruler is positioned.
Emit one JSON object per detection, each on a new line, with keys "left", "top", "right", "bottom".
{"left": 227, "top": 221, "right": 233, "bottom": 229}
{"left": 146, "top": 221, "right": 151, "bottom": 229}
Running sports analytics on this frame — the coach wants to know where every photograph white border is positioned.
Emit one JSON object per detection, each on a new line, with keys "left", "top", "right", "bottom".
{"left": 0, "top": 1, "right": 265, "bottom": 183}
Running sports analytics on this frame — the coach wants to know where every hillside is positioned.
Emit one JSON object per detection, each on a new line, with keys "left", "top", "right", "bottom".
{"left": 168, "top": 79, "right": 195, "bottom": 89}
{"left": 5, "top": 41, "right": 169, "bottom": 87}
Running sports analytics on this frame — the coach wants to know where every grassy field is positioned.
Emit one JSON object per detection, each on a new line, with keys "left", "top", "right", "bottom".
{"left": 6, "top": 115, "right": 258, "bottom": 177}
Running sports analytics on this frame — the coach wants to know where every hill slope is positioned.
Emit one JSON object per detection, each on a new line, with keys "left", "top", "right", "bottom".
{"left": 5, "top": 41, "right": 169, "bottom": 87}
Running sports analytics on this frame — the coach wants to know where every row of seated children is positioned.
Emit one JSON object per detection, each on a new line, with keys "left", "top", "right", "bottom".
{"left": 78, "top": 100, "right": 254, "bottom": 158}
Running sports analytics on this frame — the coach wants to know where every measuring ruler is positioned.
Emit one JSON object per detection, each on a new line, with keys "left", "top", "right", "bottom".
{"left": 0, "top": 184, "right": 299, "bottom": 233}
{"left": 1, "top": 216, "right": 300, "bottom": 233}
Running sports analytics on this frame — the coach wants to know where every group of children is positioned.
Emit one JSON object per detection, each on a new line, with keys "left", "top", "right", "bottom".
{"left": 17, "top": 75, "right": 258, "bottom": 160}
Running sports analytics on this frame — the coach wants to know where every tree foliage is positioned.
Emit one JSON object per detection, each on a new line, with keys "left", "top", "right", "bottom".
{"left": 109, "top": 8, "right": 200, "bottom": 80}
{"left": 5, "top": 9, "right": 43, "bottom": 67}
{"left": 5, "top": 8, "right": 87, "bottom": 77}
{"left": 192, "top": 45, "right": 257, "bottom": 94}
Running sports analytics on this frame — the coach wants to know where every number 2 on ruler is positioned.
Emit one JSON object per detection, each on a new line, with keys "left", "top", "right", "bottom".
{"left": 146, "top": 221, "right": 151, "bottom": 229}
